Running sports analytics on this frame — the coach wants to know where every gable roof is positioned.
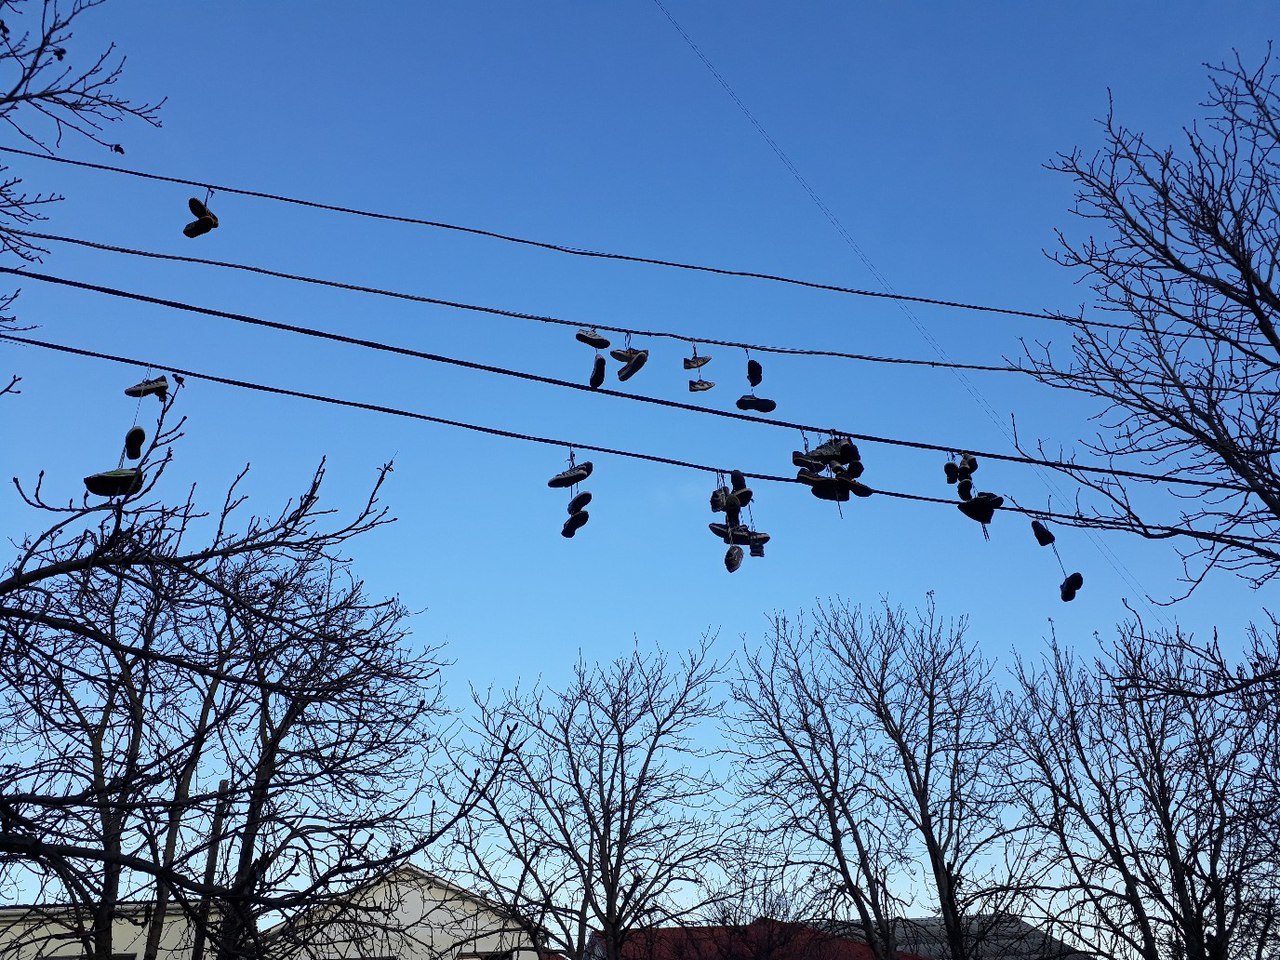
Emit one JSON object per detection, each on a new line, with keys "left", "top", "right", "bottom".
{"left": 612, "top": 920, "right": 923, "bottom": 960}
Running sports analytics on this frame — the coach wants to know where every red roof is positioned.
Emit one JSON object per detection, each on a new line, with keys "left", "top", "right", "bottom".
{"left": 613, "top": 920, "right": 923, "bottom": 960}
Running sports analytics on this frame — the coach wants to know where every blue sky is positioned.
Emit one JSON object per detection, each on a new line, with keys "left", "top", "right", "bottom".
{"left": 4, "top": 1, "right": 1277, "bottom": 696}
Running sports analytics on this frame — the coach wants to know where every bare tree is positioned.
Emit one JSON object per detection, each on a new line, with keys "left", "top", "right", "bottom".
{"left": 449, "top": 640, "right": 725, "bottom": 960}
{"left": 1020, "top": 52, "right": 1280, "bottom": 593}
{"left": 1, "top": 392, "right": 496, "bottom": 960}
{"left": 1008, "top": 629, "right": 1280, "bottom": 960}
{"left": 730, "top": 599, "right": 1027, "bottom": 960}
{"left": 0, "top": 0, "right": 162, "bottom": 394}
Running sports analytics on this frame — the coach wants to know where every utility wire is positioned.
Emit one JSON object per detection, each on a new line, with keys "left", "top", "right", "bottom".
{"left": 647, "top": 0, "right": 1170, "bottom": 615}
{"left": 7, "top": 330, "right": 1272, "bottom": 551}
{"left": 0, "top": 143, "right": 1174, "bottom": 337}
{"left": 6, "top": 228, "right": 1019, "bottom": 375}
{"left": 0, "top": 265, "right": 1252, "bottom": 495}
{"left": 12, "top": 229, "right": 1259, "bottom": 393}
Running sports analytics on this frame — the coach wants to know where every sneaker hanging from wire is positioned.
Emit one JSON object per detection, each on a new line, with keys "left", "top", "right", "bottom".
{"left": 736, "top": 394, "right": 777, "bottom": 414}
{"left": 589, "top": 355, "right": 606, "bottom": 389}
{"left": 124, "top": 427, "right": 145, "bottom": 461}
{"left": 684, "top": 348, "right": 711, "bottom": 370}
{"left": 548, "top": 461, "right": 593, "bottom": 488}
{"left": 724, "top": 544, "right": 744, "bottom": 573}
{"left": 688, "top": 378, "right": 715, "bottom": 392}
{"left": 125, "top": 376, "right": 168, "bottom": 402}
{"left": 568, "top": 491, "right": 592, "bottom": 515}
{"left": 746, "top": 358, "right": 763, "bottom": 387}
{"left": 576, "top": 328, "right": 611, "bottom": 350}
{"left": 1059, "top": 571, "right": 1083, "bottom": 601}
{"left": 562, "top": 511, "right": 590, "bottom": 538}
{"left": 617, "top": 350, "right": 649, "bottom": 382}
{"left": 957, "top": 491, "right": 1003, "bottom": 526}
{"left": 84, "top": 468, "right": 144, "bottom": 498}
{"left": 1031, "top": 519, "right": 1055, "bottom": 546}
{"left": 944, "top": 459, "right": 959, "bottom": 484}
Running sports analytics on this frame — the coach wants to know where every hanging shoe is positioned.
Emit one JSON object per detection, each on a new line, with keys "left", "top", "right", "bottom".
{"left": 684, "top": 353, "right": 711, "bottom": 370}
{"left": 796, "top": 468, "right": 823, "bottom": 486}
{"left": 736, "top": 395, "right": 777, "bottom": 414}
{"left": 732, "top": 487, "right": 753, "bottom": 508}
{"left": 188, "top": 197, "right": 218, "bottom": 228}
{"left": 610, "top": 347, "right": 641, "bottom": 364}
{"left": 730, "top": 470, "right": 746, "bottom": 491}
{"left": 84, "top": 468, "right": 144, "bottom": 498}
{"left": 957, "top": 492, "right": 1003, "bottom": 525}
{"left": 689, "top": 379, "right": 715, "bottom": 392}
{"left": 576, "top": 328, "right": 611, "bottom": 350}
{"left": 1031, "top": 519, "right": 1055, "bottom": 547}
{"left": 125, "top": 376, "right": 169, "bottom": 401}
{"left": 809, "top": 478, "right": 851, "bottom": 502}
{"left": 709, "top": 522, "right": 752, "bottom": 544}
{"left": 838, "top": 440, "right": 860, "bottom": 465}
{"left": 710, "top": 486, "right": 730, "bottom": 512}
{"left": 960, "top": 454, "right": 979, "bottom": 474}
{"left": 1060, "top": 571, "right": 1083, "bottom": 602}
{"left": 548, "top": 461, "right": 593, "bottom": 488}
{"left": 725, "top": 501, "right": 741, "bottom": 527}
{"left": 589, "top": 355, "right": 606, "bottom": 389}
{"left": 568, "top": 491, "right": 592, "bottom": 515}
{"left": 562, "top": 511, "right": 590, "bottom": 538}
{"left": 944, "top": 461, "right": 959, "bottom": 484}
{"left": 617, "top": 350, "right": 649, "bottom": 382}
{"left": 834, "top": 461, "right": 865, "bottom": 481}
{"left": 749, "top": 541, "right": 766, "bottom": 558}
{"left": 957, "top": 478, "right": 973, "bottom": 501}
{"left": 183, "top": 215, "right": 215, "bottom": 238}
{"left": 957, "top": 465, "right": 973, "bottom": 482}
{"left": 124, "top": 427, "right": 145, "bottom": 461}
{"left": 747, "top": 529, "right": 771, "bottom": 549}
{"left": 747, "top": 358, "right": 763, "bottom": 387}
{"left": 809, "top": 439, "right": 844, "bottom": 465}
{"left": 724, "top": 545, "right": 744, "bottom": 574}
{"left": 793, "top": 451, "right": 824, "bottom": 472}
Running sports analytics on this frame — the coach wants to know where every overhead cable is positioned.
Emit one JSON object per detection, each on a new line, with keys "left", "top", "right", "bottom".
{"left": 0, "top": 143, "right": 1155, "bottom": 334}
{"left": 8, "top": 331, "right": 1276, "bottom": 551}
{"left": 0, "top": 265, "right": 1252, "bottom": 495}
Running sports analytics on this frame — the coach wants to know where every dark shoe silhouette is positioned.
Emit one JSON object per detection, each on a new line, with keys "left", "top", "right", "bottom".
{"left": 809, "top": 478, "right": 850, "bottom": 502}
{"left": 124, "top": 427, "right": 145, "bottom": 460}
{"left": 958, "top": 478, "right": 973, "bottom": 501}
{"left": 793, "top": 451, "right": 824, "bottom": 472}
{"left": 125, "top": 376, "right": 168, "bottom": 401}
{"left": 689, "top": 379, "right": 715, "bottom": 392}
{"left": 710, "top": 486, "right": 729, "bottom": 512}
{"left": 1031, "top": 520, "right": 1055, "bottom": 546}
{"left": 709, "top": 522, "right": 752, "bottom": 544}
{"left": 617, "top": 350, "right": 649, "bottom": 382}
{"left": 747, "top": 358, "right": 763, "bottom": 387}
{"left": 589, "top": 355, "right": 606, "bottom": 389}
{"left": 576, "top": 328, "right": 610, "bottom": 350}
{"left": 183, "top": 215, "right": 215, "bottom": 238}
{"left": 84, "top": 468, "right": 144, "bottom": 498}
{"left": 796, "top": 468, "right": 823, "bottom": 486}
{"left": 610, "top": 347, "right": 641, "bottom": 364}
{"left": 1060, "top": 571, "right": 1083, "bottom": 601}
{"left": 838, "top": 441, "right": 860, "bottom": 465}
{"left": 562, "top": 511, "right": 590, "bottom": 538}
{"left": 548, "top": 462, "right": 593, "bottom": 488}
{"left": 736, "top": 395, "right": 776, "bottom": 414}
{"left": 188, "top": 196, "right": 218, "bottom": 228}
{"left": 724, "top": 545, "right": 744, "bottom": 573}
{"left": 958, "top": 492, "right": 1003, "bottom": 524}
{"left": 568, "top": 491, "right": 592, "bottom": 515}
{"left": 944, "top": 461, "right": 959, "bottom": 484}
{"left": 961, "top": 454, "right": 978, "bottom": 474}
{"left": 684, "top": 353, "right": 711, "bottom": 370}
{"left": 810, "top": 439, "right": 844, "bottom": 465}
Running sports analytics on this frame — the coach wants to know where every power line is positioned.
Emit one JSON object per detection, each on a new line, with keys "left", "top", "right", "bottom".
{"left": 14, "top": 228, "right": 1266, "bottom": 394}
{"left": 7, "top": 330, "right": 1273, "bottom": 553}
{"left": 6, "top": 228, "right": 1020, "bottom": 375}
{"left": 0, "top": 264, "right": 1252, "bottom": 495}
{"left": 0, "top": 142, "right": 1151, "bottom": 335}
{"left": 646, "top": 0, "right": 1171, "bottom": 616}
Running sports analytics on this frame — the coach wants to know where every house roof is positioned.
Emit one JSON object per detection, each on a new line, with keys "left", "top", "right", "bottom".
{"left": 613, "top": 920, "right": 924, "bottom": 960}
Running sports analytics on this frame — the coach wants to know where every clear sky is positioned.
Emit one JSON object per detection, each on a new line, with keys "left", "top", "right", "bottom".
{"left": 4, "top": 1, "right": 1277, "bottom": 696}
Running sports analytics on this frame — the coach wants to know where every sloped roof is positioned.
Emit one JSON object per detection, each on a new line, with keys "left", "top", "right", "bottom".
{"left": 614, "top": 919, "right": 924, "bottom": 960}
